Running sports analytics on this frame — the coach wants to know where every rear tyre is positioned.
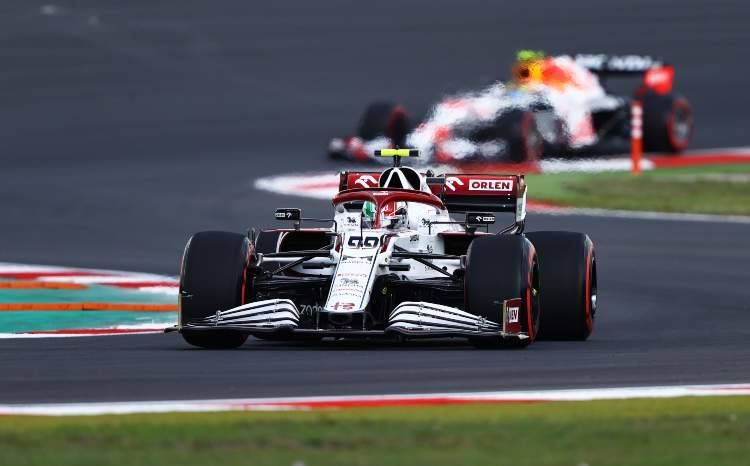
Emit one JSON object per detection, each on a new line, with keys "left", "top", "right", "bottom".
{"left": 494, "top": 109, "right": 544, "bottom": 163}
{"left": 642, "top": 92, "right": 693, "bottom": 153}
{"left": 465, "top": 235, "right": 539, "bottom": 348}
{"left": 525, "top": 231, "right": 596, "bottom": 341}
{"left": 356, "top": 101, "right": 412, "bottom": 147}
{"left": 179, "top": 231, "right": 251, "bottom": 349}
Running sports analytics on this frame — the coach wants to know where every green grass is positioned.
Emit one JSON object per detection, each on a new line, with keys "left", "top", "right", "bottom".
{"left": 527, "top": 164, "right": 750, "bottom": 215}
{"left": 2, "top": 396, "right": 749, "bottom": 466}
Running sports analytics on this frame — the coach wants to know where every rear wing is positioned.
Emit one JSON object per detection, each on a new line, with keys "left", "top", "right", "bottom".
{"left": 435, "top": 174, "right": 523, "bottom": 216}
{"left": 573, "top": 54, "right": 664, "bottom": 74}
{"left": 339, "top": 171, "right": 528, "bottom": 225}
{"left": 573, "top": 53, "right": 674, "bottom": 94}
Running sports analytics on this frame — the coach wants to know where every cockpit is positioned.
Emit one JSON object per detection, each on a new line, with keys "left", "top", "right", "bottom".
{"left": 333, "top": 188, "right": 446, "bottom": 231}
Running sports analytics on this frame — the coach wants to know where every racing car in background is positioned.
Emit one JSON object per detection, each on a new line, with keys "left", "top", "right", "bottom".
{"left": 328, "top": 51, "right": 693, "bottom": 163}
{"left": 174, "top": 149, "right": 597, "bottom": 349}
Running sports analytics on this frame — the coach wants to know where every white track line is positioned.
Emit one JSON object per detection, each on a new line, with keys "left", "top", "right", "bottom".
{"left": 541, "top": 157, "right": 654, "bottom": 173}
{"left": 254, "top": 171, "right": 750, "bottom": 224}
{"left": 531, "top": 206, "right": 750, "bottom": 224}
{"left": 684, "top": 145, "right": 750, "bottom": 155}
{"left": 1, "top": 383, "right": 749, "bottom": 416}
{"left": 0, "top": 330, "right": 166, "bottom": 339}
{"left": 252, "top": 152, "right": 750, "bottom": 223}
{"left": 0, "top": 262, "right": 177, "bottom": 282}
{"left": 37, "top": 275, "right": 175, "bottom": 284}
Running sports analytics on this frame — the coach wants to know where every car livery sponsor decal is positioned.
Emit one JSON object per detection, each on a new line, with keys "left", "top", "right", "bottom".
{"left": 338, "top": 277, "right": 361, "bottom": 287}
{"left": 503, "top": 298, "right": 523, "bottom": 334}
{"left": 444, "top": 176, "right": 464, "bottom": 191}
{"left": 347, "top": 236, "right": 380, "bottom": 248}
{"left": 507, "top": 305, "right": 520, "bottom": 323}
{"left": 353, "top": 175, "right": 378, "bottom": 188}
{"left": 468, "top": 179, "right": 514, "bottom": 192}
{"left": 330, "top": 302, "right": 356, "bottom": 311}
{"left": 325, "top": 243, "right": 379, "bottom": 313}
{"left": 300, "top": 304, "right": 324, "bottom": 316}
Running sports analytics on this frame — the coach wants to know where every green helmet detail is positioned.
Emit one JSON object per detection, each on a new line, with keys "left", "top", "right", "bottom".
{"left": 362, "top": 201, "right": 376, "bottom": 222}
{"left": 516, "top": 49, "right": 546, "bottom": 62}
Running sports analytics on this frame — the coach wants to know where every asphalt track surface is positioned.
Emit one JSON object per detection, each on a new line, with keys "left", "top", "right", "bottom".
{"left": 1, "top": 1, "right": 750, "bottom": 403}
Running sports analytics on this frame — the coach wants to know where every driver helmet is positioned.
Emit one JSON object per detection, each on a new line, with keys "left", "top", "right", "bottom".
{"left": 512, "top": 49, "right": 545, "bottom": 84}
{"left": 382, "top": 201, "right": 408, "bottom": 229}
{"left": 362, "top": 200, "right": 376, "bottom": 228}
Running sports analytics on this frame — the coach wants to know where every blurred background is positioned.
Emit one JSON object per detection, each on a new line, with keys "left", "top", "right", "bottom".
{"left": 1, "top": 0, "right": 748, "bottom": 273}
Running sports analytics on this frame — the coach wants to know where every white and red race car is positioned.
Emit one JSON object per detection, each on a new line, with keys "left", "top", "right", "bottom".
{"left": 174, "top": 150, "right": 597, "bottom": 349}
{"left": 329, "top": 52, "right": 692, "bottom": 163}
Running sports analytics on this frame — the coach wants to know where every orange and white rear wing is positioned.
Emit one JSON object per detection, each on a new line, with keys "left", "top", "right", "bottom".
{"left": 573, "top": 53, "right": 675, "bottom": 95}
{"left": 574, "top": 54, "right": 664, "bottom": 74}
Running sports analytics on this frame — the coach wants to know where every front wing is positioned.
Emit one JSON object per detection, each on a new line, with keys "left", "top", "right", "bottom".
{"left": 178, "top": 298, "right": 528, "bottom": 340}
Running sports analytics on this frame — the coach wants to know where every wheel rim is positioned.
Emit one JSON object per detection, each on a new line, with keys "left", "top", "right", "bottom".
{"left": 668, "top": 99, "right": 693, "bottom": 150}
{"left": 585, "top": 256, "right": 597, "bottom": 333}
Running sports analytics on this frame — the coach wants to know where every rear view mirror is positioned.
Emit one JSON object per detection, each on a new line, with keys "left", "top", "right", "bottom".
{"left": 274, "top": 208, "right": 302, "bottom": 221}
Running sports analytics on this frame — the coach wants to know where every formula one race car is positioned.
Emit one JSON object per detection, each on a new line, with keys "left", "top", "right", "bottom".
{"left": 174, "top": 150, "right": 597, "bottom": 349}
{"left": 328, "top": 51, "right": 693, "bottom": 163}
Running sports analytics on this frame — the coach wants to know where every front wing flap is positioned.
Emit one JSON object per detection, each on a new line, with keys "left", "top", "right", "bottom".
{"left": 182, "top": 299, "right": 300, "bottom": 331}
{"left": 386, "top": 301, "right": 528, "bottom": 339}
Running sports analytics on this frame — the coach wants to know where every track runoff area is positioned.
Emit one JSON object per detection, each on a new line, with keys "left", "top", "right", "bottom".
{"left": 0, "top": 263, "right": 177, "bottom": 337}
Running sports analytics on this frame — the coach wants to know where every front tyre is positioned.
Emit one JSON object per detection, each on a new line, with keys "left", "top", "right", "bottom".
{"left": 465, "top": 235, "right": 539, "bottom": 348}
{"left": 179, "top": 231, "right": 251, "bottom": 349}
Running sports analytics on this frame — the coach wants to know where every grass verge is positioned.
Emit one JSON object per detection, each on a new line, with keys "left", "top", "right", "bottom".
{"left": 527, "top": 163, "right": 750, "bottom": 215}
{"left": 1, "top": 396, "right": 749, "bottom": 466}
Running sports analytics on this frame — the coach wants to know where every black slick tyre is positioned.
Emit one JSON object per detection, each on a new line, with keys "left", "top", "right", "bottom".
{"left": 525, "top": 231, "right": 596, "bottom": 341}
{"left": 179, "top": 231, "right": 251, "bottom": 349}
{"left": 356, "top": 101, "right": 412, "bottom": 147}
{"left": 494, "top": 109, "right": 544, "bottom": 163}
{"left": 465, "top": 235, "right": 539, "bottom": 348}
{"left": 641, "top": 92, "right": 693, "bottom": 153}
